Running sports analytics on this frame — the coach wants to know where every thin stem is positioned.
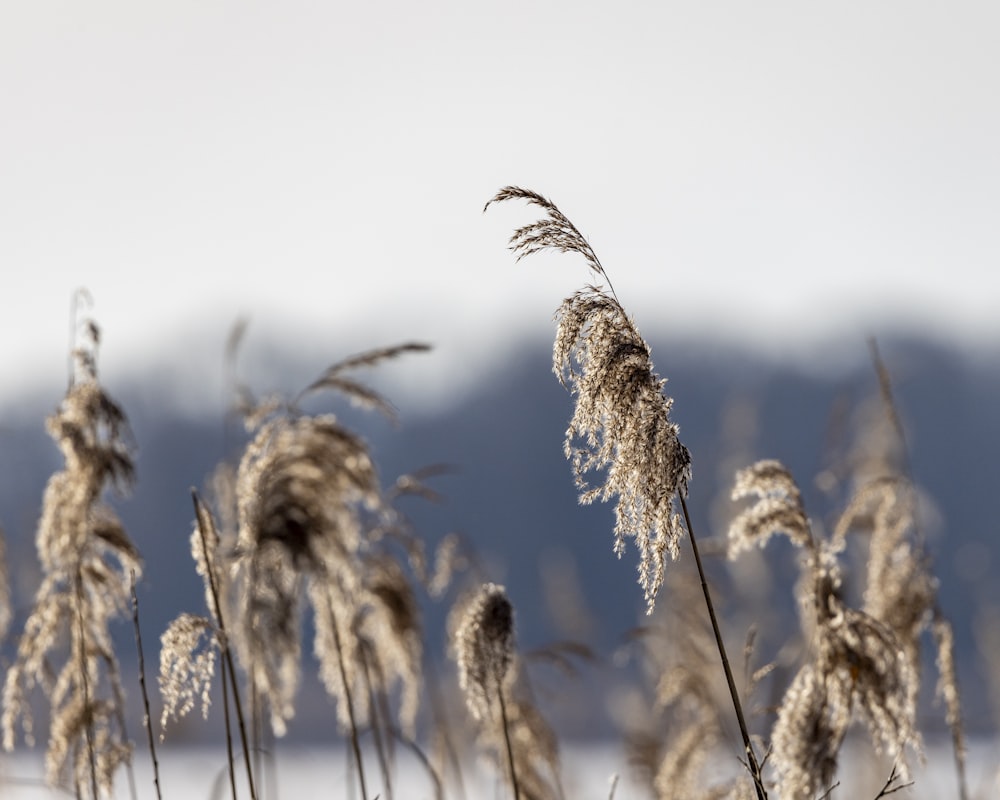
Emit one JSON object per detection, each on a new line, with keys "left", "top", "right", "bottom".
{"left": 358, "top": 643, "right": 393, "bottom": 800}
{"left": 327, "top": 593, "right": 369, "bottom": 800}
{"left": 192, "top": 491, "right": 258, "bottom": 800}
{"left": 495, "top": 675, "right": 520, "bottom": 800}
{"left": 873, "top": 763, "right": 914, "bottom": 798}
{"left": 387, "top": 726, "right": 444, "bottom": 800}
{"left": 220, "top": 650, "right": 239, "bottom": 800}
{"left": 73, "top": 573, "right": 100, "bottom": 800}
{"left": 680, "top": 494, "right": 767, "bottom": 800}
{"left": 130, "top": 572, "right": 162, "bottom": 800}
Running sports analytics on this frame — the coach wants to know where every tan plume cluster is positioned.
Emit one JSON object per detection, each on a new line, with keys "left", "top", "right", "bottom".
{"left": 728, "top": 459, "right": 921, "bottom": 800}
{"left": 230, "top": 343, "right": 429, "bottom": 742}
{"left": 728, "top": 459, "right": 811, "bottom": 557}
{"left": 158, "top": 484, "right": 233, "bottom": 739}
{"left": 158, "top": 613, "right": 218, "bottom": 731}
{"left": 454, "top": 583, "right": 515, "bottom": 722}
{"left": 2, "top": 308, "right": 140, "bottom": 797}
{"left": 833, "top": 475, "right": 966, "bottom": 796}
{"left": 487, "top": 187, "right": 691, "bottom": 614}
{"left": 452, "top": 583, "right": 561, "bottom": 800}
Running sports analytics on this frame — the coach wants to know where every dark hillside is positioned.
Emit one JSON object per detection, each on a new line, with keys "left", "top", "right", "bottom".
{"left": 1, "top": 335, "right": 996, "bottom": 740}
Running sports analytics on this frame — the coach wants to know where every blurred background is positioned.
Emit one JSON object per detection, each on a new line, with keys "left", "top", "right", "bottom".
{"left": 2, "top": 0, "right": 999, "bottom": 785}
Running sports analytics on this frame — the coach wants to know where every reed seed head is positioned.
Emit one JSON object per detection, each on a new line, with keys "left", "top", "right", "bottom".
{"left": 158, "top": 613, "right": 218, "bottom": 736}
{"left": 454, "top": 583, "right": 515, "bottom": 721}
{"left": 487, "top": 187, "right": 692, "bottom": 613}
{"left": 2, "top": 307, "right": 140, "bottom": 797}
{"left": 728, "top": 459, "right": 811, "bottom": 558}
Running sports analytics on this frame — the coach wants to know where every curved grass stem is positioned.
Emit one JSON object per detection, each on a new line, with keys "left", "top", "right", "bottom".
{"left": 680, "top": 494, "right": 767, "bottom": 800}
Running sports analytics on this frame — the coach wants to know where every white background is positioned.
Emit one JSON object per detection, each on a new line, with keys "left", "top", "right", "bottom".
{"left": 4, "top": 1, "right": 999, "bottom": 410}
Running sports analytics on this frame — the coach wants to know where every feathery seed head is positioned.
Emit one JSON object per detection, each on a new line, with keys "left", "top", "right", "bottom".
{"left": 728, "top": 459, "right": 811, "bottom": 559}
{"left": 158, "top": 614, "right": 218, "bottom": 736}
{"left": 770, "top": 663, "right": 847, "bottom": 800}
{"left": 454, "top": 583, "right": 515, "bottom": 721}
{"left": 488, "top": 187, "right": 691, "bottom": 613}
{"left": 553, "top": 287, "right": 691, "bottom": 612}
{"left": 355, "top": 554, "right": 424, "bottom": 735}
{"left": 237, "top": 415, "right": 378, "bottom": 570}
{"left": 3, "top": 300, "right": 140, "bottom": 797}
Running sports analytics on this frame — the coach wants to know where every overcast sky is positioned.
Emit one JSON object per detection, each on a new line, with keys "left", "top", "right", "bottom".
{"left": 4, "top": 1, "right": 999, "bottom": 412}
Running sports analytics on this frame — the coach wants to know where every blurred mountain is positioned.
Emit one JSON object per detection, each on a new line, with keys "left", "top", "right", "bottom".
{"left": 1, "top": 334, "right": 997, "bottom": 742}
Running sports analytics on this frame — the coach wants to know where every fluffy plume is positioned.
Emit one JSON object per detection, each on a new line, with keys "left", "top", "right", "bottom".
{"left": 230, "top": 343, "right": 428, "bottom": 741}
{"left": 728, "top": 459, "right": 811, "bottom": 557}
{"left": 355, "top": 553, "right": 424, "bottom": 736}
{"left": 772, "top": 592, "right": 920, "bottom": 800}
{"left": 487, "top": 187, "right": 691, "bottom": 613}
{"left": 158, "top": 613, "right": 218, "bottom": 733}
{"left": 2, "top": 308, "right": 140, "bottom": 797}
{"left": 834, "top": 475, "right": 967, "bottom": 795}
{"left": 454, "top": 583, "right": 515, "bottom": 722}
{"left": 452, "top": 583, "right": 560, "bottom": 800}
{"left": 728, "top": 459, "right": 921, "bottom": 799}
{"left": 157, "top": 492, "right": 232, "bottom": 745}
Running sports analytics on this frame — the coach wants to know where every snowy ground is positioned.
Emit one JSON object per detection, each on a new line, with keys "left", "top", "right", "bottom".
{"left": 0, "top": 739, "right": 996, "bottom": 799}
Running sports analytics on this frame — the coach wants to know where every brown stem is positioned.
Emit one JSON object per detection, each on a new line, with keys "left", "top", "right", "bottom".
{"left": 358, "top": 642, "right": 393, "bottom": 800}
{"left": 495, "top": 674, "right": 520, "bottom": 800}
{"left": 192, "top": 490, "right": 258, "bottom": 800}
{"left": 73, "top": 573, "right": 99, "bottom": 800}
{"left": 680, "top": 494, "right": 767, "bottom": 800}
{"left": 220, "top": 648, "right": 239, "bottom": 800}
{"left": 327, "top": 593, "right": 369, "bottom": 800}
{"left": 387, "top": 726, "right": 444, "bottom": 800}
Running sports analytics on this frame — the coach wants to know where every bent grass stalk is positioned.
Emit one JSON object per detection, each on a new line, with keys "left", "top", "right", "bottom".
{"left": 130, "top": 573, "right": 163, "bottom": 800}
{"left": 679, "top": 494, "right": 766, "bottom": 794}
{"left": 487, "top": 186, "right": 766, "bottom": 799}
{"left": 327, "top": 593, "right": 370, "bottom": 800}
{"left": 868, "top": 338, "right": 968, "bottom": 800}
{"left": 193, "top": 492, "right": 258, "bottom": 800}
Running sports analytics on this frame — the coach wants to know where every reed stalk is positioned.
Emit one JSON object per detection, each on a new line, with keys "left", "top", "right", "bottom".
{"left": 193, "top": 492, "right": 258, "bottom": 800}
{"left": 680, "top": 495, "right": 767, "bottom": 799}
{"left": 130, "top": 573, "right": 162, "bottom": 800}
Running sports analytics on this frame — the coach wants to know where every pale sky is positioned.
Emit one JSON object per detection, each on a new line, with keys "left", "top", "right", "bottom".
{"left": 4, "top": 1, "right": 999, "bottom": 412}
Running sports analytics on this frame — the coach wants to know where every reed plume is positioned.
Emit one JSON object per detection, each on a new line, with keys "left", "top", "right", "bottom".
{"left": 2, "top": 304, "right": 140, "bottom": 798}
{"left": 486, "top": 187, "right": 690, "bottom": 613}
{"left": 158, "top": 484, "right": 230, "bottom": 740}
{"left": 452, "top": 582, "right": 561, "bottom": 800}
{"left": 159, "top": 491, "right": 257, "bottom": 800}
{"left": 728, "top": 459, "right": 921, "bottom": 800}
{"left": 158, "top": 613, "right": 219, "bottom": 731}
{"left": 455, "top": 583, "right": 515, "bottom": 724}
{"left": 487, "top": 186, "right": 768, "bottom": 799}
{"left": 833, "top": 343, "right": 969, "bottom": 799}
{"left": 868, "top": 339, "right": 966, "bottom": 800}
{"left": 226, "top": 341, "right": 431, "bottom": 800}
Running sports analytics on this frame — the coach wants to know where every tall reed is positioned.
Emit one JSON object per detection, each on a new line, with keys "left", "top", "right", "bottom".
{"left": 451, "top": 582, "right": 561, "bottom": 800}
{"left": 232, "top": 341, "right": 430, "bottom": 797}
{"left": 486, "top": 186, "right": 766, "bottom": 798}
{"left": 1, "top": 301, "right": 140, "bottom": 798}
{"left": 728, "top": 459, "right": 921, "bottom": 800}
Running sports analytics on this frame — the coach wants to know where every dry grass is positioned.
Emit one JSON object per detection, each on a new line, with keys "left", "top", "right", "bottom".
{"left": 0, "top": 195, "right": 982, "bottom": 800}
